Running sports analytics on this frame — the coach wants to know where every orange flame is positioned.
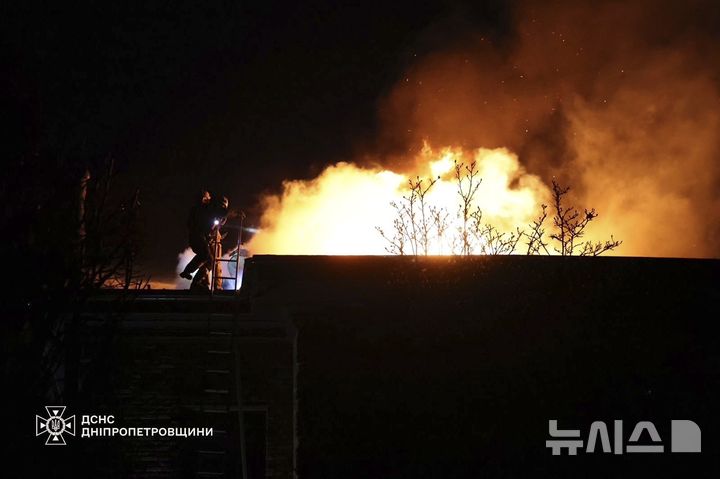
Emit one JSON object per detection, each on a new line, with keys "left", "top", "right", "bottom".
{"left": 248, "top": 144, "right": 551, "bottom": 255}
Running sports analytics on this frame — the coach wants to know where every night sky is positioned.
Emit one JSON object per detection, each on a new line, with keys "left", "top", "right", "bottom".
{"left": 3, "top": 0, "right": 511, "bottom": 281}
{"left": 6, "top": 0, "right": 720, "bottom": 284}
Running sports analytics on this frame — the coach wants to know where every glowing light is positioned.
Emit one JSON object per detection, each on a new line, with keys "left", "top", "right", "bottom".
{"left": 247, "top": 144, "right": 551, "bottom": 255}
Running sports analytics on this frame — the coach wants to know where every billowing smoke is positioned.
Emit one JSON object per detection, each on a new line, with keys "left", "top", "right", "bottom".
{"left": 175, "top": 247, "right": 244, "bottom": 290}
{"left": 175, "top": 248, "right": 195, "bottom": 289}
{"left": 249, "top": 0, "right": 720, "bottom": 258}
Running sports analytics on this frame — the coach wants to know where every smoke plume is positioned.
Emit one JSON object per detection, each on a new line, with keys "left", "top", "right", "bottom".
{"left": 249, "top": 0, "right": 720, "bottom": 258}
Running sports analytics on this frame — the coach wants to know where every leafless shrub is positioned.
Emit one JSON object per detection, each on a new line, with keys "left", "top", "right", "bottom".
{"left": 547, "top": 180, "right": 622, "bottom": 256}
{"left": 580, "top": 235, "right": 623, "bottom": 256}
{"left": 377, "top": 175, "right": 440, "bottom": 255}
{"left": 525, "top": 204, "right": 550, "bottom": 255}
{"left": 429, "top": 205, "right": 451, "bottom": 254}
{"left": 378, "top": 167, "right": 621, "bottom": 257}
{"left": 78, "top": 159, "right": 150, "bottom": 289}
{"left": 376, "top": 201, "right": 410, "bottom": 255}
{"left": 455, "top": 161, "right": 481, "bottom": 255}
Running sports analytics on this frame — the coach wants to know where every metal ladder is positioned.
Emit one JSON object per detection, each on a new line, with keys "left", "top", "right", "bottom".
{"left": 196, "top": 220, "right": 248, "bottom": 478}
{"left": 210, "top": 220, "right": 244, "bottom": 295}
{"left": 195, "top": 313, "right": 248, "bottom": 478}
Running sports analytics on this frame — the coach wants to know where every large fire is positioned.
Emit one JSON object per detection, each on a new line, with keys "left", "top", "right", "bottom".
{"left": 173, "top": 0, "right": 720, "bottom": 268}
{"left": 244, "top": 0, "right": 720, "bottom": 259}
{"left": 248, "top": 144, "right": 551, "bottom": 255}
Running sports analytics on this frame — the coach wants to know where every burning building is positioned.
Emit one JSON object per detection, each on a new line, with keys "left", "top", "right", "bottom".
{"left": 7, "top": 1, "right": 720, "bottom": 478}
{"left": 240, "top": 0, "right": 720, "bottom": 261}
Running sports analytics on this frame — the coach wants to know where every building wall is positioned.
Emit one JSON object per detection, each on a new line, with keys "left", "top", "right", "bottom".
{"left": 243, "top": 255, "right": 720, "bottom": 478}
{"left": 72, "top": 298, "right": 296, "bottom": 479}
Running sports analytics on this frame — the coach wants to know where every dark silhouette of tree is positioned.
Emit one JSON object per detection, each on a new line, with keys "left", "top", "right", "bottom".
{"left": 455, "top": 160, "right": 481, "bottom": 255}
{"left": 3, "top": 153, "right": 148, "bottom": 418}
{"left": 525, "top": 204, "right": 551, "bottom": 255}
{"left": 546, "top": 180, "right": 622, "bottom": 256}
{"left": 77, "top": 160, "right": 149, "bottom": 290}
{"left": 376, "top": 175, "right": 440, "bottom": 255}
{"left": 378, "top": 169, "right": 621, "bottom": 257}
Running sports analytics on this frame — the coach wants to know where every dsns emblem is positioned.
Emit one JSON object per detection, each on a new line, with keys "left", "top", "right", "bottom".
{"left": 36, "top": 406, "right": 76, "bottom": 445}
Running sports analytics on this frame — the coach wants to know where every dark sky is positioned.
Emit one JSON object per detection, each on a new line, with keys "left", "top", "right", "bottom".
{"left": 3, "top": 0, "right": 511, "bottom": 281}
